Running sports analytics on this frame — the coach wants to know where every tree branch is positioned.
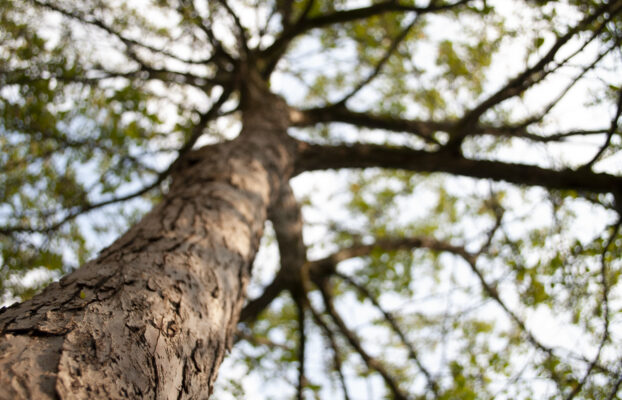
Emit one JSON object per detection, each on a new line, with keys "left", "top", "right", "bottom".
{"left": 29, "top": 0, "right": 215, "bottom": 65}
{"left": 308, "top": 303, "right": 351, "bottom": 400}
{"left": 473, "top": 126, "right": 610, "bottom": 143}
{"left": 290, "top": 105, "right": 448, "bottom": 145}
{"left": 336, "top": 15, "right": 420, "bottom": 105}
{"left": 287, "top": 0, "right": 470, "bottom": 34}
{"left": 216, "top": 0, "right": 249, "bottom": 57}
{"left": 180, "top": 0, "right": 237, "bottom": 68}
{"left": 260, "top": 0, "right": 472, "bottom": 78}
{"left": 317, "top": 278, "right": 410, "bottom": 400}
{"left": 290, "top": 104, "right": 616, "bottom": 146}
{"left": 445, "top": 0, "right": 622, "bottom": 151}
{"left": 492, "top": 37, "right": 622, "bottom": 136}
{"left": 1, "top": 66, "right": 226, "bottom": 90}
{"left": 269, "top": 184, "right": 307, "bottom": 285}
{"left": 566, "top": 220, "right": 622, "bottom": 399}
{"left": 606, "top": 370, "right": 622, "bottom": 400}
{"left": 308, "top": 232, "right": 545, "bottom": 355}
{"left": 335, "top": 272, "right": 440, "bottom": 397}
{"left": 295, "top": 297, "right": 307, "bottom": 400}
{"left": 240, "top": 183, "right": 307, "bottom": 322}
{"left": 1, "top": 86, "right": 231, "bottom": 237}
{"left": 294, "top": 141, "right": 622, "bottom": 194}
{"left": 235, "top": 327, "right": 292, "bottom": 351}
{"left": 0, "top": 179, "right": 161, "bottom": 236}
{"left": 239, "top": 277, "right": 285, "bottom": 323}
{"left": 242, "top": 234, "right": 456, "bottom": 322}
{"left": 582, "top": 87, "right": 622, "bottom": 170}
{"left": 305, "top": 229, "right": 613, "bottom": 385}
{"left": 175, "top": 86, "right": 234, "bottom": 157}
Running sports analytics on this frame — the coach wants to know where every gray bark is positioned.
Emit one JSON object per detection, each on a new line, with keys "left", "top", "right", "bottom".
{"left": 0, "top": 82, "right": 294, "bottom": 399}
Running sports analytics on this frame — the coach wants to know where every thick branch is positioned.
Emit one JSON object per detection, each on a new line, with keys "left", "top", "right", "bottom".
{"left": 290, "top": 105, "right": 450, "bottom": 144}
{"left": 269, "top": 184, "right": 307, "bottom": 286}
{"left": 290, "top": 105, "right": 616, "bottom": 146}
{"left": 239, "top": 278, "right": 284, "bottom": 323}
{"left": 307, "top": 235, "right": 470, "bottom": 279}
{"left": 294, "top": 142, "right": 622, "bottom": 194}
{"left": 240, "top": 183, "right": 307, "bottom": 322}
{"left": 295, "top": 297, "right": 307, "bottom": 400}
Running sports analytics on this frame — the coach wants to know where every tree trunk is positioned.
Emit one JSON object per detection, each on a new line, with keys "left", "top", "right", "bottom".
{"left": 0, "top": 80, "right": 293, "bottom": 399}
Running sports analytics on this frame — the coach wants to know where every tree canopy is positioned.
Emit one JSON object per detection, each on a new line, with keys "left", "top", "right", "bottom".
{"left": 1, "top": 0, "right": 622, "bottom": 399}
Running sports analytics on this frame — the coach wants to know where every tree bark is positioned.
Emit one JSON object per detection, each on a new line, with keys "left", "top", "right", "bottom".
{"left": 0, "top": 80, "right": 294, "bottom": 399}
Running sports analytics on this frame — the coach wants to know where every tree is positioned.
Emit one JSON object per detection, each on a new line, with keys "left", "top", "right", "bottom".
{"left": 1, "top": 0, "right": 622, "bottom": 398}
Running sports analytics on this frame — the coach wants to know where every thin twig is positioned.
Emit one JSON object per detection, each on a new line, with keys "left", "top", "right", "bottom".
{"left": 565, "top": 219, "right": 622, "bottom": 399}
{"left": 217, "top": 0, "right": 249, "bottom": 56}
{"left": 583, "top": 87, "right": 622, "bottom": 169}
{"left": 606, "top": 370, "right": 622, "bottom": 400}
{"left": 1, "top": 86, "right": 231, "bottom": 236}
{"left": 317, "top": 278, "right": 410, "bottom": 400}
{"left": 30, "top": 0, "right": 213, "bottom": 65}
{"left": 446, "top": 0, "right": 622, "bottom": 150}
{"left": 308, "top": 301, "right": 352, "bottom": 400}
{"left": 336, "top": 15, "right": 420, "bottom": 105}
{"left": 334, "top": 272, "right": 440, "bottom": 397}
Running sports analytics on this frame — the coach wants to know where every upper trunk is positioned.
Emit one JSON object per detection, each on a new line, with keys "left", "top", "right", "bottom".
{"left": 0, "top": 75, "right": 293, "bottom": 399}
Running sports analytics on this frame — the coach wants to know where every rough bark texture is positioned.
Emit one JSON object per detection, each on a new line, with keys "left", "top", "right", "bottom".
{"left": 0, "top": 81, "right": 293, "bottom": 399}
